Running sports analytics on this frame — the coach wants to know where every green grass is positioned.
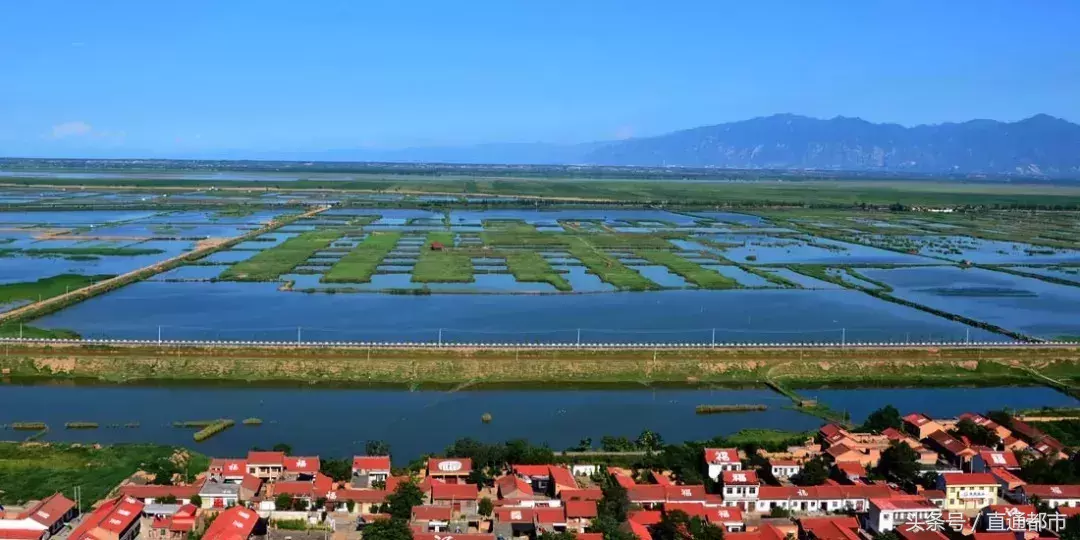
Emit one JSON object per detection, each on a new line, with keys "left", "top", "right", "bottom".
{"left": 193, "top": 419, "right": 235, "bottom": 442}
{"left": 0, "top": 323, "right": 79, "bottom": 339}
{"left": 504, "top": 251, "right": 571, "bottom": 291}
{"left": 412, "top": 232, "right": 474, "bottom": 283}
{"left": 322, "top": 232, "right": 402, "bottom": 283}
{"left": 0, "top": 443, "right": 208, "bottom": 505}
{"left": 0, "top": 274, "right": 114, "bottom": 304}
{"left": 219, "top": 229, "right": 343, "bottom": 281}
{"left": 480, "top": 229, "right": 570, "bottom": 248}
{"left": 637, "top": 250, "right": 739, "bottom": 289}
{"left": 567, "top": 238, "right": 659, "bottom": 291}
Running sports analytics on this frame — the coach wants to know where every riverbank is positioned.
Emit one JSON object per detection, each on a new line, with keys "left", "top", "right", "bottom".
{"left": 1, "top": 342, "right": 1077, "bottom": 388}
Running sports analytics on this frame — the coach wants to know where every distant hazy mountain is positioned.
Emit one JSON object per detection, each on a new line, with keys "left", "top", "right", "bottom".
{"left": 583, "top": 114, "right": 1080, "bottom": 176}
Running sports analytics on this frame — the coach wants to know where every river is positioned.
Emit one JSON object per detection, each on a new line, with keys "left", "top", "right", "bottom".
{"left": 1, "top": 382, "right": 1074, "bottom": 462}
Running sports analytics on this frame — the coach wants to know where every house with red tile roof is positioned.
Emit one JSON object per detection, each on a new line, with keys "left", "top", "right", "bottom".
{"left": 704, "top": 448, "right": 742, "bottom": 480}
{"left": 245, "top": 451, "right": 286, "bottom": 481}
{"left": 664, "top": 485, "right": 707, "bottom": 504}
{"left": 430, "top": 483, "right": 479, "bottom": 514}
{"left": 835, "top": 462, "right": 866, "bottom": 483}
{"left": 493, "top": 507, "right": 536, "bottom": 538}
{"left": 548, "top": 466, "right": 577, "bottom": 495}
{"left": 798, "top": 516, "right": 861, "bottom": 540}
{"left": 937, "top": 473, "right": 999, "bottom": 512}
{"left": 428, "top": 458, "right": 472, "bottom": 484}
{"left": 663, "top": 502, "right": 745, "bottom": 532}
{"left": 283, "top": 456, "right": 320, "bottom": 478}
{"left": 972, "top": 450, "right": 1020, "bottom": 473}
{"left": 1017, "top": 485, "right": 1080, "bottom": 508}
{"left": 118, "top": 482, "right": 203, "bottom": 505}
{"left": 496, "top": 475, "right": 535, "bottom": 501}
{"left": 564, "top": 500, "right": 597, "bottom": 531}
{"left": 825, "top": 443, "right": 881, "bottom": 468}
{"left": 925, "top": 430, "right": 975, "bottom": 467}
{"left": 622, "top": 519, "right": 652, "bottom": 540}
{"left": 533, "top": 507, "right": 567, "bottom": 535}
{"left": 414, "top": 535, "right": 494, "bottom": 540}
{"left": 866, "top": 496, "right": 940, "bottom": 533}
{"left": 721, "top": 470, "right": 759, "bottom": 509}
{"left": 903, "top": 413, "right": 944, "bottom": 440}
{"left": 267, "top": 473, "right": 334, "bottom": 510}
{"left": 208, "top": 459, "right": 248, "bottom": 481}
{"left": 411, "top": 506, "right": 453, "bottom": 532}
{"left": 69, "top": 496, "right": 144, "bottom": 540}
{"left": 770, "top": 459, "right": 801, "bottom": 479}
{"left": 627, "top": 484, "right": 666, "bottom": 507}
{"left": 0, "top": 493, "right": 77, "bottom": 540}
{"left": 201, "top": 506, "right": 260, "bottom": 540}
{"left": 351, "top": 456, "right": 392, "bottom": 489}
{"left": 559, "top": 489, "right": 602, "bottom": 502}
{"left": 146, "top": 503, "right": 198, "bottom": 540}
{"left": 958, "top": 413, "right": 1013, "bottom": 441}
{"left": 753, "top": 484, "right": 901, "bottom": 514}
{"left": 327, "top": 488, "right": 389, "bottom": 514}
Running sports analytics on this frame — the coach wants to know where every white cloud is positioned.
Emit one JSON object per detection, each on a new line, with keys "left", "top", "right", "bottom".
{"left": 51, "top": 121, "right": 94, "bottom": 139}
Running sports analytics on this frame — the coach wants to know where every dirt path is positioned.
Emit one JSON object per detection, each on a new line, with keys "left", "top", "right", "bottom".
{"left": 0, "top": 206, "right": 329, "bottom": 325}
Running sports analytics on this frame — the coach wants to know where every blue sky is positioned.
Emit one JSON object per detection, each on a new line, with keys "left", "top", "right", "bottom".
{"left": 1, "top": 0, "right": 1077, "bottom": 157}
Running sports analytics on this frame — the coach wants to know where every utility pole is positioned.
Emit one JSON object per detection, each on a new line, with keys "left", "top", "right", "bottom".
{"left": 577, "top": 328, "right": 581, "bottom": 346}
{"left": 297, "top": 326, "right": 301, "bottom": 344}
{"left": 711, "top": 328, "right": 716, "bottom": 347}
{"left": 841, "top": 328, "right": 846, "bottom": 348}
{"left": 438, "top": 328, "right": 443, "bottom": 347}
{"left": 158, "top": 325, "right": 162, "bottom": 344}
{"left": 966, "top": 327, "right": 971, "bottom": 344}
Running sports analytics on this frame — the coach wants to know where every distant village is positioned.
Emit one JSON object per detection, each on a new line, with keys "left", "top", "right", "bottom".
{"left": 1, "top": 409, "right": 1078, "bottom": 540}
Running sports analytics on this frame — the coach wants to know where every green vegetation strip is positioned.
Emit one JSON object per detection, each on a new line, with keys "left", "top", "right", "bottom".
{"left": 242, "top": 417, "right": 263, "bottom": 425}
{"left": 695, "top": 404, "right": 767, "bottom": 414}
{"left": 0, "top": 443, "right": 208, "bottom": 505}
{"left": 11, "top": 423, "right": 47, "bottom": 431}
{"left": 193, "top": 419, "right": 235, "bottom": 442}
{"left": 0, "top": 274, "right": 114, "bottom": 304}
{"left": 412, "top": 232, "right": 473, "bottom": 283}
{"left": 220, "top": 228, "right": 343, "bottom": 281}
{"left": 0, "top": 341, "right": 1072, "bottom": 386}
{"left": 568, "top": 238, "right": 658, "bottom": 290}
{"left": 504, "top": 251, "right": 570, "bottom": 291}
{"left": 323, "top": 232, "right": 402, "bottom": 283}
{"left": 637, "top": 250, "right": 739, "bottom": 289}
{"left": 64, "top": 422, "right": 99, "bottom": 429}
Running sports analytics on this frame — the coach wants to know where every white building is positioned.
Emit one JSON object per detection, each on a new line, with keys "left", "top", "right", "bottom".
{"left": 867, "top": 497, "right": 942, "bottom": 533}
{"left": 704, "top": 448, "right": 741, "bottom": 481}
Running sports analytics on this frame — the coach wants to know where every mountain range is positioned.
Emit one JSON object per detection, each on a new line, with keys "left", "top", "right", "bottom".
{"left": 290, "top": 114, "right": 1079, "bottom": 177}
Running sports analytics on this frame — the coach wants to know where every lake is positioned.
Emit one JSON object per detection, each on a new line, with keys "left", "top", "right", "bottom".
{"left": 0, "top": 383, "right": 1074, "bottom": 462}
{"left": 33, "top": 283, "right": 1003, "bottom": 344}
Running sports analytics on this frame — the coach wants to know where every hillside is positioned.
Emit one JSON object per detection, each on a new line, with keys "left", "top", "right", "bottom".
{"left": 583, "top": 114, "right": 1080, "bottom": 176}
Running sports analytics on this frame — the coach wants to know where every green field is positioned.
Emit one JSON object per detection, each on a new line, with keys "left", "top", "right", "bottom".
{"left": 567, "top": 238, "right": 659, "bottom": 291}
{"left": 0, "top": 443, "right": 208, "bottom": 505}
{"left": 323, "top": 232, "right": 402, "bottom": 283}
{"left": 637, "top": 250, "right": 739, "bottom": 289}
{"left": 412, "top": 232, "right": 473, "bottom": 282}
{"left": 504, "top": 250, "right": 571, "bottom": 291}
{"left": 0, "top": 274, "right": 114, "bottom": 304}
{"left": 219, "top": 229, "right": 343, "bottom": 281}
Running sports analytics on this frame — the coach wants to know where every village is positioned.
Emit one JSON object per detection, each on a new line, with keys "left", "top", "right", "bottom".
{"left": 2, "top": 408, "right": 1078, "bottom": 540}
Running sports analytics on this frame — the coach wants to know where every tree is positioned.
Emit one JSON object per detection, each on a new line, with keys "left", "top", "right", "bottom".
{"left": 366, "top": 440, "right": 391, "bottom": 457}
{"left": 878, "top": 442, "right": 920, "bottom": 484}
{"left": 314, "top": 497, "right": 327, "bottom": 510}
{"left": 600, "top": 436, "right": 636, "bottom": 452}
{"left": 539, "top": 532, "right": 577, "bottom": 540}
{"left": 949, "top": 419, "right": 1000, "bottom": 448}
{"left": 145, "top": 458, "right": 178, "bottom": 486}
{"left": 291, "top": 498, "right": 309, "bottom": 511}
{"left": 386, "top": 481, "right": 424, "bottom": 520}
{"left": 272, "top": 443, "right": 293, "bottom": 455}
{"left": 598, "top": 473, "right": 630, "bottom": 523}
{"left": 321, "top": 458, "right": 352, "bottom": 482}
{"left": 858, "top": 405, "right": 903, "bottom": 433}
{"left": 363, "top": 517, "right": 413, "bottom": 540}
{"left": 769, "top": 506, "right": 792, "bottom": 518}
{"left": 346, "top": 500, "right": 356, "bottom": 513}
{"left": 793, "top": 457, "right": 829, "bottom": 486}
{"left": 654, "top": 509, "right": 724, "bottom": 540}
{"left": 478, "top": 497, "right": 494, "bottom": 517}
{"left": 158, "top": 494, "right": 178, "bottom": 504}
{"left": 190, "top": 494, "right": 202, "bottom": 508}
{"left": 636, "top": 430, "right": 664, "bottom": 452}
{"left": 570, "top": 438, "right": 593, "bottom": 452}
{"left": 274, "top": 494, "right": 293, "bottom": 511}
